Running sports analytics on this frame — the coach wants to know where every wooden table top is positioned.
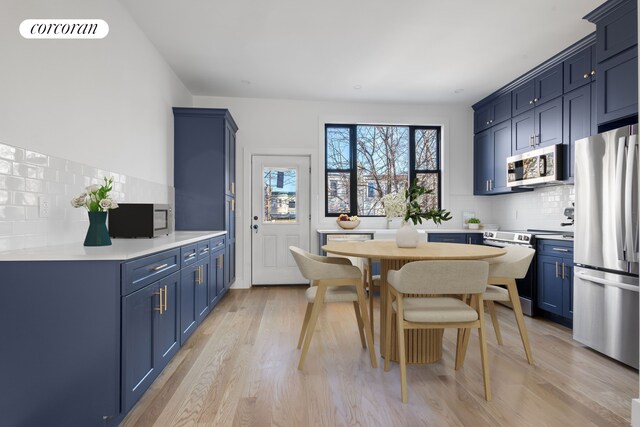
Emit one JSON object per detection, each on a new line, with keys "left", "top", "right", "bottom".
{"left": 322, "top": 240, "right": 506, "bottom": 260}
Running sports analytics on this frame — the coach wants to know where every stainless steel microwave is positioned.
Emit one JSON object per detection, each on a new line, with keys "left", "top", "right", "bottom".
{"left": 108, "top": 203, "right": 173, "bottom": 238}
{"left": 507, "top": 144, "right": 563, "bottom": 187}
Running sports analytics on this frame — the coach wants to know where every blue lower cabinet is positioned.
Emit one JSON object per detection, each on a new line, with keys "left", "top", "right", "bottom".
{"left": 122, "top": 271, "right": 180, "bottom": 412}
{"left": 428, "top": 233, "right": 482, "bottom": 244}
{"left": 536, "top": 254, "right": 574, "bottom": 319}
{"left": 180, "top": 259, "right": 208, "bottom": 344}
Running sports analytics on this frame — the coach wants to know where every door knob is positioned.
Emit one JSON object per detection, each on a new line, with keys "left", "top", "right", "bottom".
{"left": 253, "top": 216, "right": 258, "bottom": 220}
{"left": 252, "top": 224, "right": 259, "bottom": 234}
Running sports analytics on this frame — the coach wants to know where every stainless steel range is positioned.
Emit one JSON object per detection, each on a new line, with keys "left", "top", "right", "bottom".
{"left": 483, "top": 230, "right": 535, "bottom": 315}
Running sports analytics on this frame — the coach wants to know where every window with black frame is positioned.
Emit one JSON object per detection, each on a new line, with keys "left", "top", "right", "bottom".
{"left": 325, "top": 124, "right": 441, "bottom": 217}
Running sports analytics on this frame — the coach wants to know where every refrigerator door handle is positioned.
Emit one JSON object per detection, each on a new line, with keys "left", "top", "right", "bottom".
{"left": 625, "top": 135, "right": 639, "bottom": 262}
{"left": 575, "top": 271, "right": 640, "bottom": 293}
{"left": 615, "top": 136, "right": 627, "bottom": 261}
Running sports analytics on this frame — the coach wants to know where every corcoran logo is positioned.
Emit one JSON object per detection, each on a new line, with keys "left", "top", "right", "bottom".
{"left": 19, "top": 19, "right": 109, "bottom": 39}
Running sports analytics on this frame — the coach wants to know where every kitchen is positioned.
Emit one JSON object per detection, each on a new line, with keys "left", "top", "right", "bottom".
{"left": 0, "top": 0, "right": 639, "bottom": 426}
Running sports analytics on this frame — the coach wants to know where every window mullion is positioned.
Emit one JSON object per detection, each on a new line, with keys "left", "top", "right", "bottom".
{"left": 350, "top": 125, "right": 358, "bottom": 216}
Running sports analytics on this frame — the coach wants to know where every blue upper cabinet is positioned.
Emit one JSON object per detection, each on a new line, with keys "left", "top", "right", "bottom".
{"left": 473, "top": 120, "right": 518, "bottom": 195}
{"left": 564, "top": 45, "right": 596, "bottom": 92}
{"left": 512, "top": 96, "right": 563, "bottom": 155}
{"left": 563, "top": 84, "right": 593, "bottom": 180}
{"left": 474, "top": 93, "right": 511, "bottom": 133}
{"left": 512, "top": 64, "right": 563, "bottom": 116}
{"left": 588, "top": 0, "right": 638, "bottom": 62}
{"left": 585, "top": 0, "right": 638, "bottom": 127}
{"left": 474, "top": 129, "right": 493, "bottom": 195}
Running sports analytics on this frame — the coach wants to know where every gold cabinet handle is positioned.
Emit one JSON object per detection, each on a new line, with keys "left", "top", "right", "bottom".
{"left": 562, "top": 262, "right": 565, "bottom": 280}
{"left": 155, "top": 287, "right": 164, "bottom": 314}
{"left": 583, "top": 73, "right": 589, "bottom": 79}
{"left": 590, "top": 70, "right": 596, "bottom": 76}
{"left": 555, "top": 261, "right": 559, "bottom": 278}
{"left": 164, "top": 285, "right": 168, "bottom": 311}
{"left": 153, "top": 263, "right": 169, "bottom": 271}
{"left": 219, "top": 255, "right": 223, "bottom": 269}
{"left": 231, "top": 199, "right": 235, "bottom": 212}
{"left": 231, "top": 182, "right": 235, "bottom": 194}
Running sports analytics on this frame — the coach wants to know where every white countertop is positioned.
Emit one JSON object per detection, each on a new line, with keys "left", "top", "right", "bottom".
{"left": 317, "top": 228, "right": 481, "bottom": 234}
{"left": 536, "top": 234, "right": 574, "bottom": 242}
{"left": 0, "top": 231, "right": 226, "bottom": 261}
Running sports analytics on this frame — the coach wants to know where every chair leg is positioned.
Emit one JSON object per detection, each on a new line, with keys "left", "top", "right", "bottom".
{"left": 369, "top": 284, "right": 375, "bottom": 344}
{"left": 384, "top": 288, "right": 393, "bottom": 372}
{"left": 353, "top": 301, "right": 366, "bottom": 348}
{"left": 486, "top": 301, "right": 503, "bottom": 345}
{"left": 455, "top": 328, "right": 464, "bottom": 370}
{"left": 456, "top": 327, "right": 472, "bottom": 369}
{"left": 297, "top": 303, "right": 313, "bottom": 349}
{"left": 356, "top": 282, "right": 377, "bottom": 368}
{"left": 298, "top": 285, "right": 327, "bottom": 370}
{"left": 507, "top": 280, "right": 534, "bottom": 365}
{"left": 477, "top": 296, "right": 492, "bottom": 401}
{"left": 396, "top": 296, "right": 408, "bottom": 403}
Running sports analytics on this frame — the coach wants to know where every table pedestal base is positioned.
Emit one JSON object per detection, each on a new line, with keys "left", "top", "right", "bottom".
{"left": 387, "top": 314, "right": 444, "bottom": 364}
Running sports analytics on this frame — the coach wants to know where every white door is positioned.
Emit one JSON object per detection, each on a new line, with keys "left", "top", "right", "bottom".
{"left": 251, "top": 155, "right": 310, "bottom": 285}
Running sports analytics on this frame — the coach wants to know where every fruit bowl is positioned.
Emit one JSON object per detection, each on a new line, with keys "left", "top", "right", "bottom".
{"left": 336, "top": 219, "right": 361, "bottom": 229}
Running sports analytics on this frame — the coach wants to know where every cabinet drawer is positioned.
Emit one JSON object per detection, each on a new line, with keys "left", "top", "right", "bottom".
{"left": 181, "top": 244, "right": 198, "bottom": 267}
{"left": 197, "top": 240, "right": 211, "bottom": 260}
{"left": 122, "top": 249, "right": 180, "bottom": 295}
{"left": 428, "top": 233, "right": 466, "bottom": 244}
{"left": 210, "top": 236, "right": 226, "bottom": 252}
{"left": 538, "top": 240, "right": 574, "bottom": 257}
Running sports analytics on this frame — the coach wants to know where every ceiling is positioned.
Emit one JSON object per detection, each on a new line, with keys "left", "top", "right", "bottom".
{"left": 119, "top": 0, "right": 603, "bottom": 105}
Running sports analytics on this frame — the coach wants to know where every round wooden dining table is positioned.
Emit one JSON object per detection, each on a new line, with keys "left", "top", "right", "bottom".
{"left": 322, "top": 240, "right": 506, "bottom": 364}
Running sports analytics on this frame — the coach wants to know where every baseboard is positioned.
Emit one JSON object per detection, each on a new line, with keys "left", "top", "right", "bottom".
{"left": 632, "top": 398, "right": 640, "bottom": 427}
{"left": 230, "top": 277, "right": 250, "bottom": 289}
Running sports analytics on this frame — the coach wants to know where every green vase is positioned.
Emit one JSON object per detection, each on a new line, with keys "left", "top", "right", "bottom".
{"left": 84, "top": 211, "right": 112, "bottom": 246}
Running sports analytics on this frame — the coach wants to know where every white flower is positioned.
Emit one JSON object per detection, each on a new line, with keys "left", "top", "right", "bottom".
{"left": 381, "top": 193, "right": 407, "bottom": 220}
{"left": 99, "top": 198, "right": 113, "bottom": 210}
{"left": 70, "top": 194, "right": 87, "bottom": 208}
{"left": 86, "top": 184, "right": 100, "bottom": 193}
{"left": 109, "top": 199, "right": 119, "bottom": 209}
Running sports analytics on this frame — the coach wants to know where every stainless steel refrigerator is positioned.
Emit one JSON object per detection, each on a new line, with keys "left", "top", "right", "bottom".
{"left": 574, "top": 125, "right": 639, "bottom": 369}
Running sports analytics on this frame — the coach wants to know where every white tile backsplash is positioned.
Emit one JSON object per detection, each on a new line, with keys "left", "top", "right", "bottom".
{"left": 486, "top": 184, "right": 574, "bottom": 231}
{"left": 0, "top": 141, "right": 174, "bottom": 251}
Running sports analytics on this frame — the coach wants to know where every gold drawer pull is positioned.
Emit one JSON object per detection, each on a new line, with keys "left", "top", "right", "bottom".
{"left": 153, "top": 263, "right": 168, "bottom": 271}
{"left": 155, "top": 287, "right": 164, "bottom": 314}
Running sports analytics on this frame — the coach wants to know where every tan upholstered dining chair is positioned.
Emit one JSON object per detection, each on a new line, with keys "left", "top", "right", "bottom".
{"left": 481, "top": 246, "right": 536, "bottom": 364}
{"left": 289, "top": 247, "right": 377, "bottom": 370}
{"left": 384, "top": 260, "right": 491, "bottom": 402}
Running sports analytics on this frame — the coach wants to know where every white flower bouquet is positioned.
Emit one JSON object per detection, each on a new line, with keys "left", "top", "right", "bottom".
{"left": 70, "top": 177, "right": 119, "bottom": 212}
{"left": 380, "top": 192, "right": 406, "bottom": 220}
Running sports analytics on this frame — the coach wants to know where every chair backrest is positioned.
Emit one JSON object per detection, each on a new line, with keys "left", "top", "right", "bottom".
{"left": 289, "top": 246, "right": 361, "bottom": 281}
{"left": 388, "top": 260, "right": 488, "bottom": 295}
{"left": 486, "top": 246, "right": 535, "bottom": 279}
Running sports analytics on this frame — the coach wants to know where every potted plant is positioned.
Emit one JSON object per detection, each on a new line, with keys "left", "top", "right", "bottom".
{"left": 467, "top": 217, "right": 481, "bottom": 230}
{"left": 70, "top": 177, "right": 119, "bottom": 246}
{"left": 385, "top": 179, "right": 452, "bottom": 248}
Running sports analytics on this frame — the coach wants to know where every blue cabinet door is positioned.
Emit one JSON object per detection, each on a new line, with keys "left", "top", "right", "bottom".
{"left": 155, "top": 272, "right": 181, "bottom": 372}
{"left": 473, "top": 129, "right": 493, "bottom": 195}
{"left": 217, "top": 250, "right": 226, "bottom": 296}
{"left": 563, "top": 84, "right": 592, "bottom": 180}
{"left": 535, "top": 96, "right": 563, "bottom": 149}
{"left": 511, "top": 110, "right": 535, "bottom": 155}
{"left": 195, "top": 259, "right": 209, "bottom": 323}
{"left": 122, "top": 283, "right": 160, "bottom": 412}
{"left": 535, "top": 64, "right": 564, "bottom": 105}
{"left": 512, "top": 79, "right": 536, "bottom": 116}
{"left": 208, "top": 252, "right": 219, "bottom": 307}
{"left": 597, "top": 48, "right": 638, "bottom": 126}
{"left": 474, "top": 93, "right": 511, "bottom": 133}
{"left": 536, "top": 255, "right": 563, "bottom": 316}
{"left": 180, "top": 263, "right": 198, "bottom": 344}
{"left": 564, "top": 45, "right": 594, "bottom": 92}
{"left": 593, "top": 0, "right": 637, "bottom": 62}
{"left": 492, "top": 120, "right": 511, "bottom": 192}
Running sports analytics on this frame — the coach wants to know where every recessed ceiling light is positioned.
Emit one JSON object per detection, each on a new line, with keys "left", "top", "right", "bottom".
{"left": 353, "top": 85, "right": 362, "bottom": 90}
{"left": 241, "top": 80, "right": 251, "bottom": 85}
{"left": 454, "top": 88, "right": 464, "bottom": 94}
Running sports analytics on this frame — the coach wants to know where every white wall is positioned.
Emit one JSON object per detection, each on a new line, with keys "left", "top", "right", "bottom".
{"left": 0, "top": 0, "right": 192, "bottom": 250}
{"left": 0, "top": 0, "right": 191, "bottom": 185}
{"left": 193, "top": 95, "right": 494, "bottom": 288}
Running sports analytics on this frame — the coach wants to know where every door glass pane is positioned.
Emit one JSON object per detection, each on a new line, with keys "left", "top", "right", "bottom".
{"left": 263, "top": 167, "right": 297, "bottom": 223}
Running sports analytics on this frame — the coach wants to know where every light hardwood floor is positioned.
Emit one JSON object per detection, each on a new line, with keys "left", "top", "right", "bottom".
{"left": 122, "top": 287, "right": 638, "bottom": 427}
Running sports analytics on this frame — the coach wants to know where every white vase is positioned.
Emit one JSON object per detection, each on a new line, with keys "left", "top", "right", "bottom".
{"left": 396, "top": 221, "right": 419, "bottom": 248}
{"left": 387, "top": 217, "right": 403, "bottom": 229}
